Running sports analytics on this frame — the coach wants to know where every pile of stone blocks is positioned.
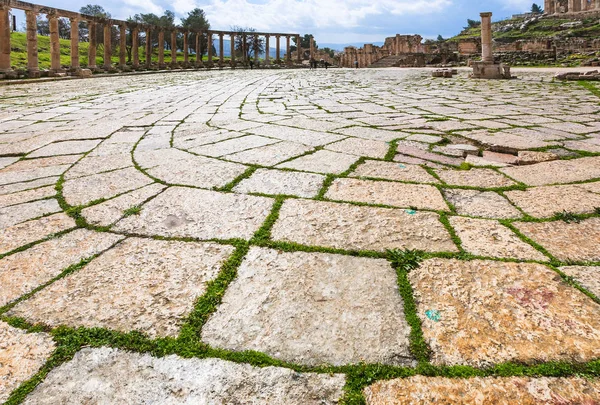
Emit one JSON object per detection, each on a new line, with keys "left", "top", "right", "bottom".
{"left": 555, "top": 70, "right": 600, "bottom": 81}
{"left": 432, "top": 69, "right": 457, "bottom": 78}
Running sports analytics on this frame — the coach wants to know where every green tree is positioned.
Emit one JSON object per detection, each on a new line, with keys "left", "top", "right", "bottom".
{"left": 231, "top": 26, "right": 265, "bottom": 62}
{"left": 181, "top": 8, "right": 210, "bottom": 56}
{"left": 531, "top": 3, "right": 543, "bottom": 13}
{"left": 79, "top": 4, "right": 111, "bottom": 44}
{"left": 464, "top": 19, "right": 481, "bottom": 30}
{"left": 437, "top": 34, "right": 444, "bottom": 42}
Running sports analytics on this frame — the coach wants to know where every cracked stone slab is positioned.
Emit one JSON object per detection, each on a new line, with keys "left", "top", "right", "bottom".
{"left": 202, "top": 247, "right": 414, "bottom": 367}
{"left": 0, "top": 177, "right": 59, "bottom": 196}
{"left": 247, "top": 125, "right": 345, "bottom": 146}
{"left": 272, "top": 199, "right": 457, "bottom": 253}
{"left": 0, "top": 165, "right": 70, "bottom": 186}
{"left": 443, "top": 189, "right": 522, "bottom": 219}
{"left": 0, "top": 199, "right": 62, "bottom": 228}
{"left": 277, "top": 150, "right": 358, "bottom": 174}
{"left": 0, "top": 229, "right": 124, "bottom": 307}
{"left": 10, "top": 238, "right": 234, "bottom": 338}
{"left": 114, "top": 187, "right": 273, "bottom": 240}
{"left": 233, "top": 169, "right": 325, "bottom": 197}
{"left": 500, "top": 156, "right": 600, "bottom": 186}
{"left": 189, "top": 135, "right": 279, "bottom": 157}
{"left": 560, "top": 266, "right": 600, "bottom": 298}
{"left": 28, "top": 139, "right": 102, "bottom": 158}
{"left": 0, "top": 186, "right": 56, "bottom": 209}
{"left": 22, "top": 347, "right": 345, "bottom": 405}
{"left": 364, "top": 376, "right": 600, "bottom": 405}
{"left": 325, "top": 178, "right": 448, "bottom": 211}
{"left": 224, "top": 141, "right": 313, "bottom": 166}
{"left": 515, "top": 217, "right": 600, "bottom": 262}
{"left": 64, "top": 154, "right": 133, "bottom": 179}
{"left": 0, "top": 321, "right": 56, "bottom": 403}
{"left": 449, "top": 216, "right": 548, "bottom": 261}
{"left": 0, "top": 157, "right": 18, "bottom": 170}
{"left": 0, "top": 213, "right": 76, "bottom": 255}
{"left": 351, "top": 160, "right": 439, "bottom": 183}
{"left": 435, "top": 168, "right": 516, "bottom": 188}
{"left": 324, "top": 138, "right": 389, "bottom": 159}
{"left": 334, "top": 126, "right": 402, "bottom": 142}
{"left": 410, "top": 259, "right": 600, "bottom": 367}
{"left": 63, "top": 167, "right": 153, "bottom": 206}
{"left": 505, "top": 185, "right": 600, "bottom": 218}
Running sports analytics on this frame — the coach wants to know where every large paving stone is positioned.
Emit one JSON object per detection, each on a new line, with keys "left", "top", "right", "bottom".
{"left": 277, "top": 150, "right": 358, "bottom": 174}
{"left": 500, "top": 156, "right": 600, "bottom": 186}
{"left": 435, "top": 168, "right": 516, "bottom": 188}
{"left": 324, "top": 137, "right": 389, "bottom": 159}
{"left": 409, "top": 259, "right": 600, "bottom": 367}
{"left": 449, "top": 216, "right": 547, "bottom": 261}
{"left": 114, "top": 187, "right": 273, "bottom": 240}
{"left": 351, "top": 160, "right": 439, "bottom": 183}
{"left": 233, "top": 169, "right": 325, "bottom": 197}
{"left": 0, "top": 177, "right": 58, "bottom": 196}
{"left": 505, "top": 185, "right": 600, "bottom": 218}
{"left": 0, "top": 321, "right": 56, "bottom": 403}
{"left": 325, "top": 178, "right": 449, "bottom": 211}
{"left": 560, "top": 266, "right": 600, "bottom": 297}
{"left": 272, "top": 199, "right": 458, "bottom": 253}
{"left": 189, "top": 135, "right": 279, "bottom": 157}
{"left": 0, "top": 229, "right": 124, "bottom": 307}
{"left": 10, "top": 238, "right": 234, "bottom": 338}
{"left": 202, "top": 247, "right": 414, "bottom": 366}
{"left": 28, "top": 139, "right": 102, "bottom": 158}
{"left": 0, "top": 213, "right": 76, "bottom": 255}
{"left": 22, "top": 347, "right": 345, "bottom": 405}
{"left": 248, "top": 124, "right": 345, "bottom": 146}
{"left": 64, "top": 154, "right": 132, "bottom": 179}
{"left": 334, "top": 126, "right": 401, "bottom": 142}
{"left": 63, "top": 167, "right": 153, "bottom": 206}
{"left": 0, "top": 199, "right": 62, "bottom": 228}
{"left": 443, "top": 189, "right": 522, "bottom": 219}
{"left": 515, "top": 217, "right": 600, "bottom": 262}
{"left": 364, "top": 376, "right": 600, "bottom": 405}
{"left": 224, "top": 141, "right": 313, "bottom": 166}
{"left": 0, "top": 186, "right": 56, "bottom": 209}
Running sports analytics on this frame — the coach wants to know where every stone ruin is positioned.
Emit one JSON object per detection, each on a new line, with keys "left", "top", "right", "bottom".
{"left": 470, "top": 12, "right": 513, "bottom": 79}
{"left": 544, "top": 0, "right": 600, "bottom": 16}
{"left": 339, "top": 35, "right": 430, "bottom": 68}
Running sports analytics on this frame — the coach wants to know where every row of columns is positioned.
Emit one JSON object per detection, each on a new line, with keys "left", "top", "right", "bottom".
{"left": 0, "top": 4, "right": 303, "bottom": 76}
{"left": 545, "top": 0, "right": 600, "bottom": 14}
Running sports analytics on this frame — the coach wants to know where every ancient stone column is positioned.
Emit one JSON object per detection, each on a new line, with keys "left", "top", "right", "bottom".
{"left": 296, "top": 35, "right": 301, "bottom": 63}
{"left": 195, "top": 33, "right": 202, "bottom": 67}
{"left": 254, "top": 34, "right": 259, "bottom": 62}
{"left": 69, "top": 18, "right": 79, "bottom": 71}
{"left": 265, "top": 35, "right": 270, "bottom": 63}
{"left": 49, "top": 14, "right": 62, "bottom": 72}
{"left": 568, "top": 0, "right": 576, "bottom": 12}
{"left": 286, "top": 35, "right": 291, "bottom": 65}
{"left": 26, "top": 11, "right": 39, "bottom": 76}
{"left": 219, "top": 33, "right": 224, "bottom": 66}
{"left": 275, "top": 35, "right": 280, "bottom": 62}
{"left": 242, "top": 34, "right": 247, "bottom": 63}
{"left": 119, "top": 24, "right": 126, "bottom": 69}
{"left": 230, "top": 33, "right": 235, "bottom": 67}
{"left": 103, "top": 22, "right": 112, "bottom": 70}
{"left": 581, "top": 0, "right": 588, "bottom": 10}
{"left": 0, "top": 4, "right": 11, "bottom": 73}
{"left": 132, "top": 27, "right": 139, "bottom": 68}
{"left": 183, "top": 31, "right": 189, "bottom": 66}
{"left": 88, "top": 22, "right": 97, "bottom": 69}
{"left": 207, "top": 31, "right": 213, "bottom": 67}
{"left": 310, "top": 36, "right": 315, "bottom": 59}
{"left": 171, "top": 30, "right": 177, "bottom": 67}
{"left": 157, "top": 30, "right": 165, "bottom": 67}
{"left": 145, "top": 28, "right": 152, "bottom": 67}
{"left": 480, "top": 12, "right": 493, "bottom": 63}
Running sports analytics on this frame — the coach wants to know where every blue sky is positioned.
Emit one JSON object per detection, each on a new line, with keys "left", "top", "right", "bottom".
{"left": 18, "top": 0, "right": 536, "bottom": 43}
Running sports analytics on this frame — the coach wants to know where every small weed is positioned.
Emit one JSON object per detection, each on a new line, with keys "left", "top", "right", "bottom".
{"left": 387, "top": 249, "right": 425, "bottom": 273}
{"left": 552, "top": 211, "right": 581, "bottom": 223}
{"left": 123, "top": 205, "right": 142, "bottom": 217}
{"left": 458, "top": 162, "right": 473, "bottom": 171}
{"left": 595, "top": 207, "right": 600, "bottom": 215}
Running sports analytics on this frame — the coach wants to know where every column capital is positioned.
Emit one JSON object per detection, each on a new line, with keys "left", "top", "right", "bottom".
{"left": 69, "top": 16, "right": 79, "bottom": 23}
{"left": 480, "top": 12, "right": 492, "bottom": 17}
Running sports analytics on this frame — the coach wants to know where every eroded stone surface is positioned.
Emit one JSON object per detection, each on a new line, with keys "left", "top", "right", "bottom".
{"left": 351, "top": 160, "right": 439, "bottom": 183}
{"left": 0, "top": 213, "right": 76, "bottom": 254}
{"left": 203, "top": 247, "right": 414, "bottom": 366}
{"left": 0, "top": 199, "right": 62, "bottom": 228}
{"left": 443, "top": 189, "right": 522, "bottom": 219}
{"left": 515, "top": 217, "right": 600, "bottom": 262}
{"left": 10, "top": 238, "right": 234, "bottom": 338}
{"left": 560, "top": 266, "right": 600, "bottom": 297}
{"left": 436, "top": 168, "right": 516, "bottom": 188}
{"left": 0, "top": 186, "right": 56, "bottom": 209}
{"left": 0, "top": 321, "right": 56, "bottom": 403}
{"left": 0, "top": 229, "right": 124, "bottom": 307}
{"left": 326, "top": 178, "right": 448, "bottom": 211}
{"left": 272, "top": 199, "right": 457, "bottom": 253}
{"left": 278, "top": 150, "right": 358, "bottom": 174}
{"left": 505, "top": 185, "right": 600, "bottom": 218}
{"left": 325, "top": 138, "right": 389, "bottom": 159}
{"left": 233, "top": 169, "right": 325, "bottom": 197}
{"left": 28, "top": 140, "right": 102, "bottom": 158}
{"left": 23, "top": 347, "right": 346, "bottom": 405}
{"left": 501, "top": 156, "right": 600, "bottom": 186}
{"left": 410, "top": 259, "right": 600, "bottom": 367}
{"left": 364, "top": 376, "right": 600, "bottom": 405}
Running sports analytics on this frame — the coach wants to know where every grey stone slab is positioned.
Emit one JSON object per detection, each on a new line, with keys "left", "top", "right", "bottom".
{"left": 248, "top": 125, "right": 345, "bottom": 146}
{"left": 224, "top": 142, "right": 313, "bottom": 166}
{"left": 277, "top": 150, "right": 358, "bottom": 174}
{"left": 28, "top": 139, "right": 102, "bottom": 158}
{"left": 443, "top": 189, "right": 522, "bottom": 219}
{"left": 233, "top": 169, "right": 325, "bottom": 197}
{"left": 189, "top": 135, "right": 279, "bottom": 157}
{"left": 560, "top": 266, "right": 600, "bottom": 298}
{"left": 505, "top": 185, "right": 600, "bottom": 218}
{"left": 0, "top": 186, "right": 56, "bottom": 209}
{"left": 501, "top": 156, "right": 600, "bottom": 186}
{"left": 436, "top": 168, "right": 516, "bottom": 188}
{"left": 0, "top": 199, "right": 61, "bottom": 228}
{"left": 202, "top": 247, "right": 414, "bottom": 366}
{"left": 324, "top": 137, "right": 389, "bottom": 159}
{"left": 351, "top": 160, "right": 439, "bottom": 183}
{"left": 0, "top": 213, "right": 76, "bottom": 255}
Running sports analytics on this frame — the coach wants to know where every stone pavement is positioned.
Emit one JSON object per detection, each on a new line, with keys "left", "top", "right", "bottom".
{"left": 1, "top": 68, "right": 599, "bottom": 404}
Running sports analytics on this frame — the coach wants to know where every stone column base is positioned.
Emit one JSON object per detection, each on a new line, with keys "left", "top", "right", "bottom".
{"left": 470, "top": 62, "right": 513, "bottom": 79}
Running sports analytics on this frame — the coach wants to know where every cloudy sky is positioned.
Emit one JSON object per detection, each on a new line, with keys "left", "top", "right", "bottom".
{"left": 27, "top": 0, "right": 537, "bottom": 43}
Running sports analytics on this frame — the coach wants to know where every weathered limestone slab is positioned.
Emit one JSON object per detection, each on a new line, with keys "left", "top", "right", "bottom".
{"left": 28, "top": 140, "right": 102, "bottom": 158}
{"left": 0, "top": 157, "right": 18, "bottom": 170}
{"left": 0, "top": 213, "right": 76, "bottom": 255}
{"left": 517, "top": 150, "right": 559, "bottom": 165}
{"left": 114, "top": 187, "right": 273, "bottom": 240}
{"left": 482, "top": 151, "right": 519, "bottom": 165}
{"left": 0, "top": 186, "right": 56, "bottom": 209}
{"left": 0, "top": 177, "right": 59, "bottom": 196}
{"left": 233, "top": 169, "right": 324, "bottom": 197}
{"left": 0, "top": 229, "right": 124, "bottom": 307}
{"left": 515, "top": 218, "right": 600, "bottom": 262}
{"left": 397, "top": 144, "right": 463, "bottom": 166}
{"left": 22, "top": 348, "right": 345, "bottom": 405}
{"left": 0, "top": 321, "right": 56, "bottom": 403}
{"left": 224, "top": 142, "right": 313, "bottom": 166}
{"left": 10, "top": 238, "right": 233, "bottom": 338}
{"left": 271, "top": 199, "right": 458, "bottom": 253}
{"left": 0, "top": 199, "right": 62, "bottom": 229}
{"left": 560, "top": 266, "right": 600, "bottom": 297}
{"left": 436, "top": 168, "right": 515, "bottom": 188}
{"left": 325, "top": 178, "right": 449, "bottom": 211}
{"left": 0, "top": 165, "right": 70, "bottom": 186}
{"left": 444, "top": 189, "right": 522, "bottom": 219}
{"left": 190, "top": 135, "right": 279, "bottom": 157}
{"left": 63, "top": 167, "right": 153, "bottom": 206}
{"left": 406, "top": 134, "right": 443, "bottom": 144}
{"left": 248, "top": 125, "right": 345, "bottom": 146}
{"left": 277, "top": 150, "right": 358, "bottom": 174}
{"left": 500, "top": 156, "right": 600, "bottom": 186}
{"left": 351, "top": 160, "right": 439, "bottom": 183}
{"left": 202, "top": 247, "right": 414, "bottom": 366}
{"left": 449, "top": 216, "right": 547, "bottom": 261}
{"left": 462, "top": 131, "right": 559, "bottom": 151}
{"left": 364, "top": 376, "right": 600, "bottom": 405}
{"left": 334, "top": 126, "right": 401, "bottom": 142}
{"left": 81, "top": 184, "right": 166, "bottom": 227}
{"left": 64, "top": 154, "right": 132, "bottom": 179}
{"left": 465, "top": 155, "right": 509, "bottom": 168}
{"left": 505, "top": 185, "right": 600, "bottom": 218}
{"left": 324, "top": 138, "right": 389, "bottom": 159}
{"left": 410, "top": 259, "right": 600, "bottom": 366}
